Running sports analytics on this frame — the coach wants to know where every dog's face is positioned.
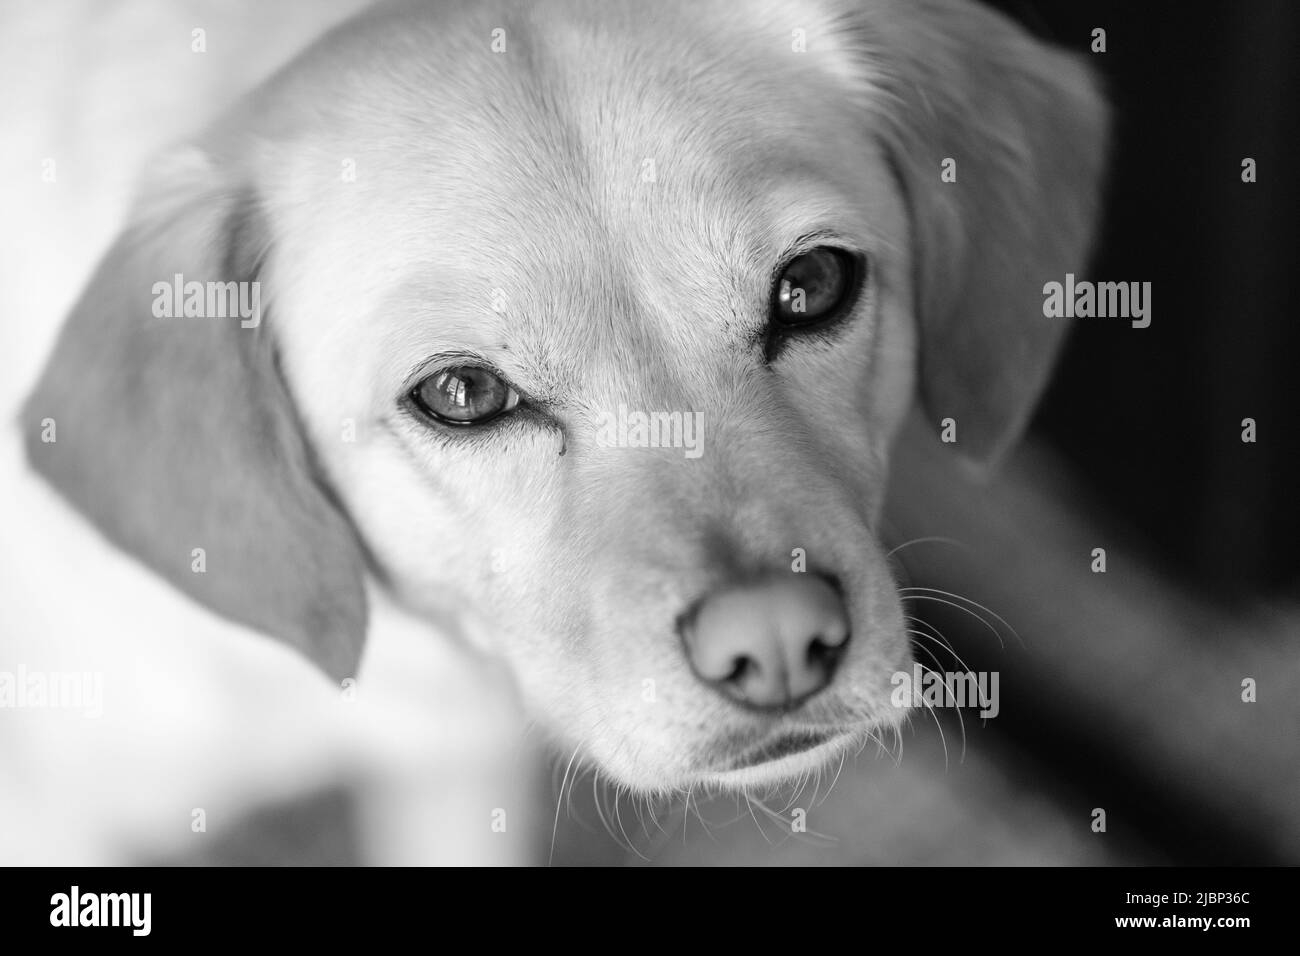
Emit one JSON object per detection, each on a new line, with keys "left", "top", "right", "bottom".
{"left": 270, "top": 0, "right": 922, "bottom": 790}
{"left": 24, "top": 0, "right": 1106, "bottom": 792}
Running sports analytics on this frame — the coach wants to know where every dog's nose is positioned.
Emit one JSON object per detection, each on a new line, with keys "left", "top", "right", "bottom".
{"left": 680, "top": 574, "right": 850, "bottom": 711}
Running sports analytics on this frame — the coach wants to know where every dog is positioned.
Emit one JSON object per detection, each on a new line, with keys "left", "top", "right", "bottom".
{"left": 19, "top": 0, "right": 1106, "bottom": 805}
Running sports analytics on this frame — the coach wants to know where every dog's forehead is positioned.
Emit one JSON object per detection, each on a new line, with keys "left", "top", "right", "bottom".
{"left": 269, "top": 0, "right": 871, "bottom": 208}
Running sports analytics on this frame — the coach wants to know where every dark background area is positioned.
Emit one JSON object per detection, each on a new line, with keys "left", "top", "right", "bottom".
{"left": 916, "top": 0, "right": 1299, "bottom": 866}
{"left": 990, "top": 0, "right": 1299, "bottom": 601}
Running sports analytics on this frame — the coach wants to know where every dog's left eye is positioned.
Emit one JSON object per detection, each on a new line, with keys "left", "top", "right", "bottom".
{"left": 409, "top": 366, "right": 520, "bottom": 425}
{"left": 771, "top": 247, "right": 863, "bottom": 328}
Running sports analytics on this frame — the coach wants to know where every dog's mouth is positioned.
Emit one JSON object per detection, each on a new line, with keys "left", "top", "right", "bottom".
{"left": 689, "top": 728, "right": 857, "bottom": 791}
{"left": 690, "top": 728, "right": 856, "bottom": 789}
{"left": 727, "top": 729, "right": 837, "bottom": 770}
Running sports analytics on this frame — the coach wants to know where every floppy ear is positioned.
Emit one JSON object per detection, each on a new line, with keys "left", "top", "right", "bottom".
{"left": 22, "top": 149, "right": 367, "bottom": 681}
{"left": 844, "top": 0, "right": 1108, "bottom": 466}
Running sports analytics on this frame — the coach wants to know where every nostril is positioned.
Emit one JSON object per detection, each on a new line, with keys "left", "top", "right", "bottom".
{"left": 807, "top": 635, "right": 830, "bottom": 666}
{"left": 806, "top": 632, "right": 848, "bottom": 673}
{"left": 723, "top": 655, "right": 757, "bottom": 685}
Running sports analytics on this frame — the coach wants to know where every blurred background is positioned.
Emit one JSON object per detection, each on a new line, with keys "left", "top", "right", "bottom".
{"left": 959, "top": 0, "right": 1299, "bottom": 865}
{"left": 1002, "top": 1, "right": 1299, "bottom": 598}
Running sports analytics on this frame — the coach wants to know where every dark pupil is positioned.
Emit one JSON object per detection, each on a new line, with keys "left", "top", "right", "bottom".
{"left": 425, "top": 368, "right": 502, "bottom": 421}
{"left": 779, "top": 249, "right": 844, "bottom": 320}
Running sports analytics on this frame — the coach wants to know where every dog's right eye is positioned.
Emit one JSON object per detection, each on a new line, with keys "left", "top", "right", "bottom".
{"left": 771, "top": 247, "right": 862, "bottom": 328}
{"left": 409, "top": 366, "right": 520, "bottom": 426}
{"left": 764, "top": 245, "right": 866, "bottom": 362}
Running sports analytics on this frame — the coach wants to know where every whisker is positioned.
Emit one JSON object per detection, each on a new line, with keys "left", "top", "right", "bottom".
{"left": 905, "top": 613, "right": 963, "bottom": 661}
{"left": 549, "top": 744, "right": 583, "bottom": 867}
{"left": 886, "top": 535, "right": 970, "bottom": 559}
{"left": 899, "top": 591, "right": 1006, "bottom": 649}
{"left": 915, "top": 661, "right": 969, "bottom": 764}
{"left": 611, "top": 782, "right": 649, "bottom": 861}
{"left": 909, "top": 627, "right": 978, "bottom": 679}
{"left": 825, "top": 747, "right": 849, "bottom": 802}
{"left": 913, "top": 665, "right": 949, "bottom": 770}
{"left": 898, "top": 586, "right": 1023, "bottom": 648}
{"left": 743, "top": 790, "right": 777, "bottom": 846}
